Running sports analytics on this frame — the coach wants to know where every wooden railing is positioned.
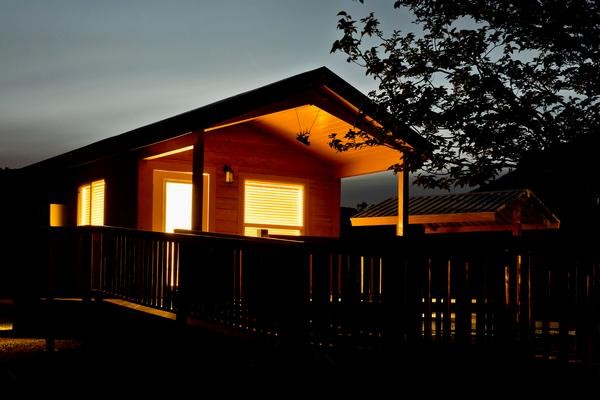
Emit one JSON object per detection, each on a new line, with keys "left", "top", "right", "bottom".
{"left": 45, "top": 227, "right": 600, "bottom": 364}
{"left": 89, "top": 228, "right": 181, "bottom": 311}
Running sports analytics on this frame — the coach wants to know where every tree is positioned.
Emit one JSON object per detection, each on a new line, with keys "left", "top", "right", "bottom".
{"left": 330, "top": 0, "right": 600, "bottom": 189}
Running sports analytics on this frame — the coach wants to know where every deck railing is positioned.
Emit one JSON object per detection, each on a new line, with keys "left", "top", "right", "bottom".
{"left": 46, "top": 226, "right": 600, "bottom": 364}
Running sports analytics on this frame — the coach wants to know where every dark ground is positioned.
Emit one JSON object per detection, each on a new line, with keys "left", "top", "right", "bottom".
{"left": 1, "top": 300, "right": 598, "bottom": 393}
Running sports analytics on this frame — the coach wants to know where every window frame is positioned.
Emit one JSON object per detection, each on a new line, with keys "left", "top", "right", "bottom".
{"left": 152, "top": 169, "right": 212, "bottom": 233}
{"left": 77, "top": 179, "right": 105, "bottom": 226}
{"left": 241, "top": 175, "right": 307, "bottom": 237}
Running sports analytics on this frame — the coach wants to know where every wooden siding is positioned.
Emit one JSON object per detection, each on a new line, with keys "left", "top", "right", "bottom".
{"left": 63, "top": 155, "right": 139, "bottom": 229}
{"left": 137, "top": 123, "right": 340, "bottom": 237}
{"left": 137, "top": 158, "right": 190, "bottom": 231}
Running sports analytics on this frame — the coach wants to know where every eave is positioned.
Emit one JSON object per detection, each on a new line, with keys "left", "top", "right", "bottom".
{"left": 22, "top": 67, "right": 429, "bottom": 174}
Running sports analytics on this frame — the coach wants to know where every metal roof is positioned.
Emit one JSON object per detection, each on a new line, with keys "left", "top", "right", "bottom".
{"left": 352, "top": 189, "right": 560, "bottom": 233}
{"left": 354, "top": 197, "right": 399, "bottom": 218}
{"left": 354, "top": 190, "right": 527, "bottom": 218}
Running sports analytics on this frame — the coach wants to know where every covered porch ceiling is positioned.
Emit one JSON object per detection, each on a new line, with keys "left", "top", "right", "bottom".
{"left": 145, "top": 103, "right": 404, "bottom": 179}
{"left": 210, "top": 104, "right": 402, "bottom": 178}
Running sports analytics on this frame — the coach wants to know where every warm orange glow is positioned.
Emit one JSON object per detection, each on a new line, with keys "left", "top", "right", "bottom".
{"left": 396, "top": 171, "right": 405, "bottom": 236}
{"left": 244, "top": 180, "right": 304, "bottom": 237}
{"left": 224, "top": 164, "right": 234, "bottom": 183}
{"left": 0, "top": 321, "right": 13, "bottom": 331}
{"left": 153, "top": 171, "right": 209, "bottom": 233}
{"left": 155, "top": 171, "right": 210, "bottom": 232}
{"left": 504, "top": 265, "right": 510, "bottom": 306}
{"left": 77, "top": 185, "right": 90, "bottom": 225}
{"left": 360, "top": 256, "right": 364, "bottom": 295}
{"left": 49, "top": 204, "right": 66, "bottom": 227}
{"left": 77, "top": 179, "right": 105, "bottom": 226}
{"left": 243, "top": 227, "right": 301, "bottom": 237}
{"left": 165, "top": 181, "right": 192, "bottom": 233}
{"left": 246, "top": 104, "right": 403, "bottom": 178}
{"left": 91, "top": 180, "right": 105, "bottom": 226}
{"left": 143, "top": 145, "right": 194, "bottom": 160}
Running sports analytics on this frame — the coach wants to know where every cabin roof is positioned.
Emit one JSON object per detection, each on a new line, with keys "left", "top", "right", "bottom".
{"left": 351, "top": 189, "right": 560, "bottom": 234}
{"left": 23, "top": 67, "right": 429, "bottom": 172}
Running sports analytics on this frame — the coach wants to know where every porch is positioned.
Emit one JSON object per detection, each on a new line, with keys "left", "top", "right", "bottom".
{"left": 39, "top": 68, "right": 423, "bottom": 241}
{"left": 15, "top": 226, "right": 600, "bottom": 371}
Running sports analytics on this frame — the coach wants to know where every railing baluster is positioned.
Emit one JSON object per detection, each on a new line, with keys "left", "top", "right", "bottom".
{"left": 43, "top": 227, "right": 600, "bottom": 366}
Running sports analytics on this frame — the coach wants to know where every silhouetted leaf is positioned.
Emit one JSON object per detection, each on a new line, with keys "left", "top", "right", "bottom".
{"left": 332, "top": 0, "right": 600, "bottom": 188}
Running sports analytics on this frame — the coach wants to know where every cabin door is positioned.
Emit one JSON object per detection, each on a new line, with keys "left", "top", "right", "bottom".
{"left": 164, "top": 181, "right": 193, "bottom": 233}
{"left": 153, "top": 171, "right": 210, "bottom": 232}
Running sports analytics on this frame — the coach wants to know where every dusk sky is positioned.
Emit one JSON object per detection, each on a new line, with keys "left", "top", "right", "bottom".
{"left": 0, "top": 1, "right": 424, "bottom": 206}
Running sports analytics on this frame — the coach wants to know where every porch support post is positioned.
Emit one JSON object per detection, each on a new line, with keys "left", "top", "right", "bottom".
{"left": 191, "top": 129, "right": 205, "bottom": 231}
{"left": 396, "top": 168, "right": 409, "bottom": 236}
{"left": 511, "top": 200, "right": 523, "bottom": 237}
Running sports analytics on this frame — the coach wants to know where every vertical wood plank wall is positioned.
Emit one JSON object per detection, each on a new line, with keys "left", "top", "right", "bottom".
{"left": 67, "top": 154, "right": 139, "bottom": 229}
{"left": 137, "top": 123, "right": 340, "bottom": 237}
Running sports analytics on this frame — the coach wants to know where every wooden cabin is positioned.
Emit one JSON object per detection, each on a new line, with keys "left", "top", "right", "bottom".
{"left": 22, "top": 67, "right": 427, "bottom": 238}
{"left": 9, "top": 72, "right": 599, "bottom": 367}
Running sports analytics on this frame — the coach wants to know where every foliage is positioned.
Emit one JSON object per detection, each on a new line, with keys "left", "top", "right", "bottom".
{"left": 355, "top": 201, "right": 369, "bottom": 212}
{"left": 330, "top": 0, "right": 600, "bottom": 188}
{"left": 0, "top": 167, "right": 14, "bottom": 177}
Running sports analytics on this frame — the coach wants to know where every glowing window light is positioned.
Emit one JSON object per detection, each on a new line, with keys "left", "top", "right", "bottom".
{"left": 77, "top": 179, "right": 105, "bottom": 226}
{"left": 90, "top": 180, "right": 105, "bottom": 226}
{"left": 165, "top": 181, "right": 192, "bottom": 233}
{"left": 0, "top": 322, "right": 12, "bottom": 331}
{"left": 155, "top": 172, "right": 209, "bottom": 233}
{"left": 244, "top": 180, "right": 304, "bottom": 237}
{"left": 77, "top": 185, "right": 90, "bottom": 226}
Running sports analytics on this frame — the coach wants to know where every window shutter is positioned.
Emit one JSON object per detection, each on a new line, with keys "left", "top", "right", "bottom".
{"left": 77, "top": 184, "right": 91, "bottom": 226}
{"left": 77, "top": 179, "right": 105, "bottom": 226}
{"left": 90, "top": 180, "right": 105, "bottom": 226}
{"left": 244, "top": 180, "right": 304, "bottom": 237}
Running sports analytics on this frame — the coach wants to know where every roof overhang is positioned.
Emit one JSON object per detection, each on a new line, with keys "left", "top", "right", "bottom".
{"left": 23, "top": 67, "right": 429, "bottom": 175}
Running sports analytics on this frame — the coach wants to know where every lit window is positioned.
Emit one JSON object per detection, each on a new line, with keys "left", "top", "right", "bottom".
{"left": 244, "top": 180, "right": 304, "bottom": 237}
{"left": 155, "top": 172, "right": 210, "bottom": 233}
{"left": 164, "top": 181, "right": 192, "bottom": 233}
{"left": 77, "top": 179, "right": 105, "bottom": 226}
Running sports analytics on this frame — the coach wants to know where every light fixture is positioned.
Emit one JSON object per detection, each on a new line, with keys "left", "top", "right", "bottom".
{"left": 224, "top": 164, "right": 234, "bottom": 183}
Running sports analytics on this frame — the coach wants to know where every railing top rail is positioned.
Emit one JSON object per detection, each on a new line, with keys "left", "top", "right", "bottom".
{"left": 48, "top": 225, "right": 307, "bottom": 250}
{"left": 47, "top": 226, "right": 600, "bottom": 257}
{"left": 174, "top": 229, "right": 304, "bottom": 244}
